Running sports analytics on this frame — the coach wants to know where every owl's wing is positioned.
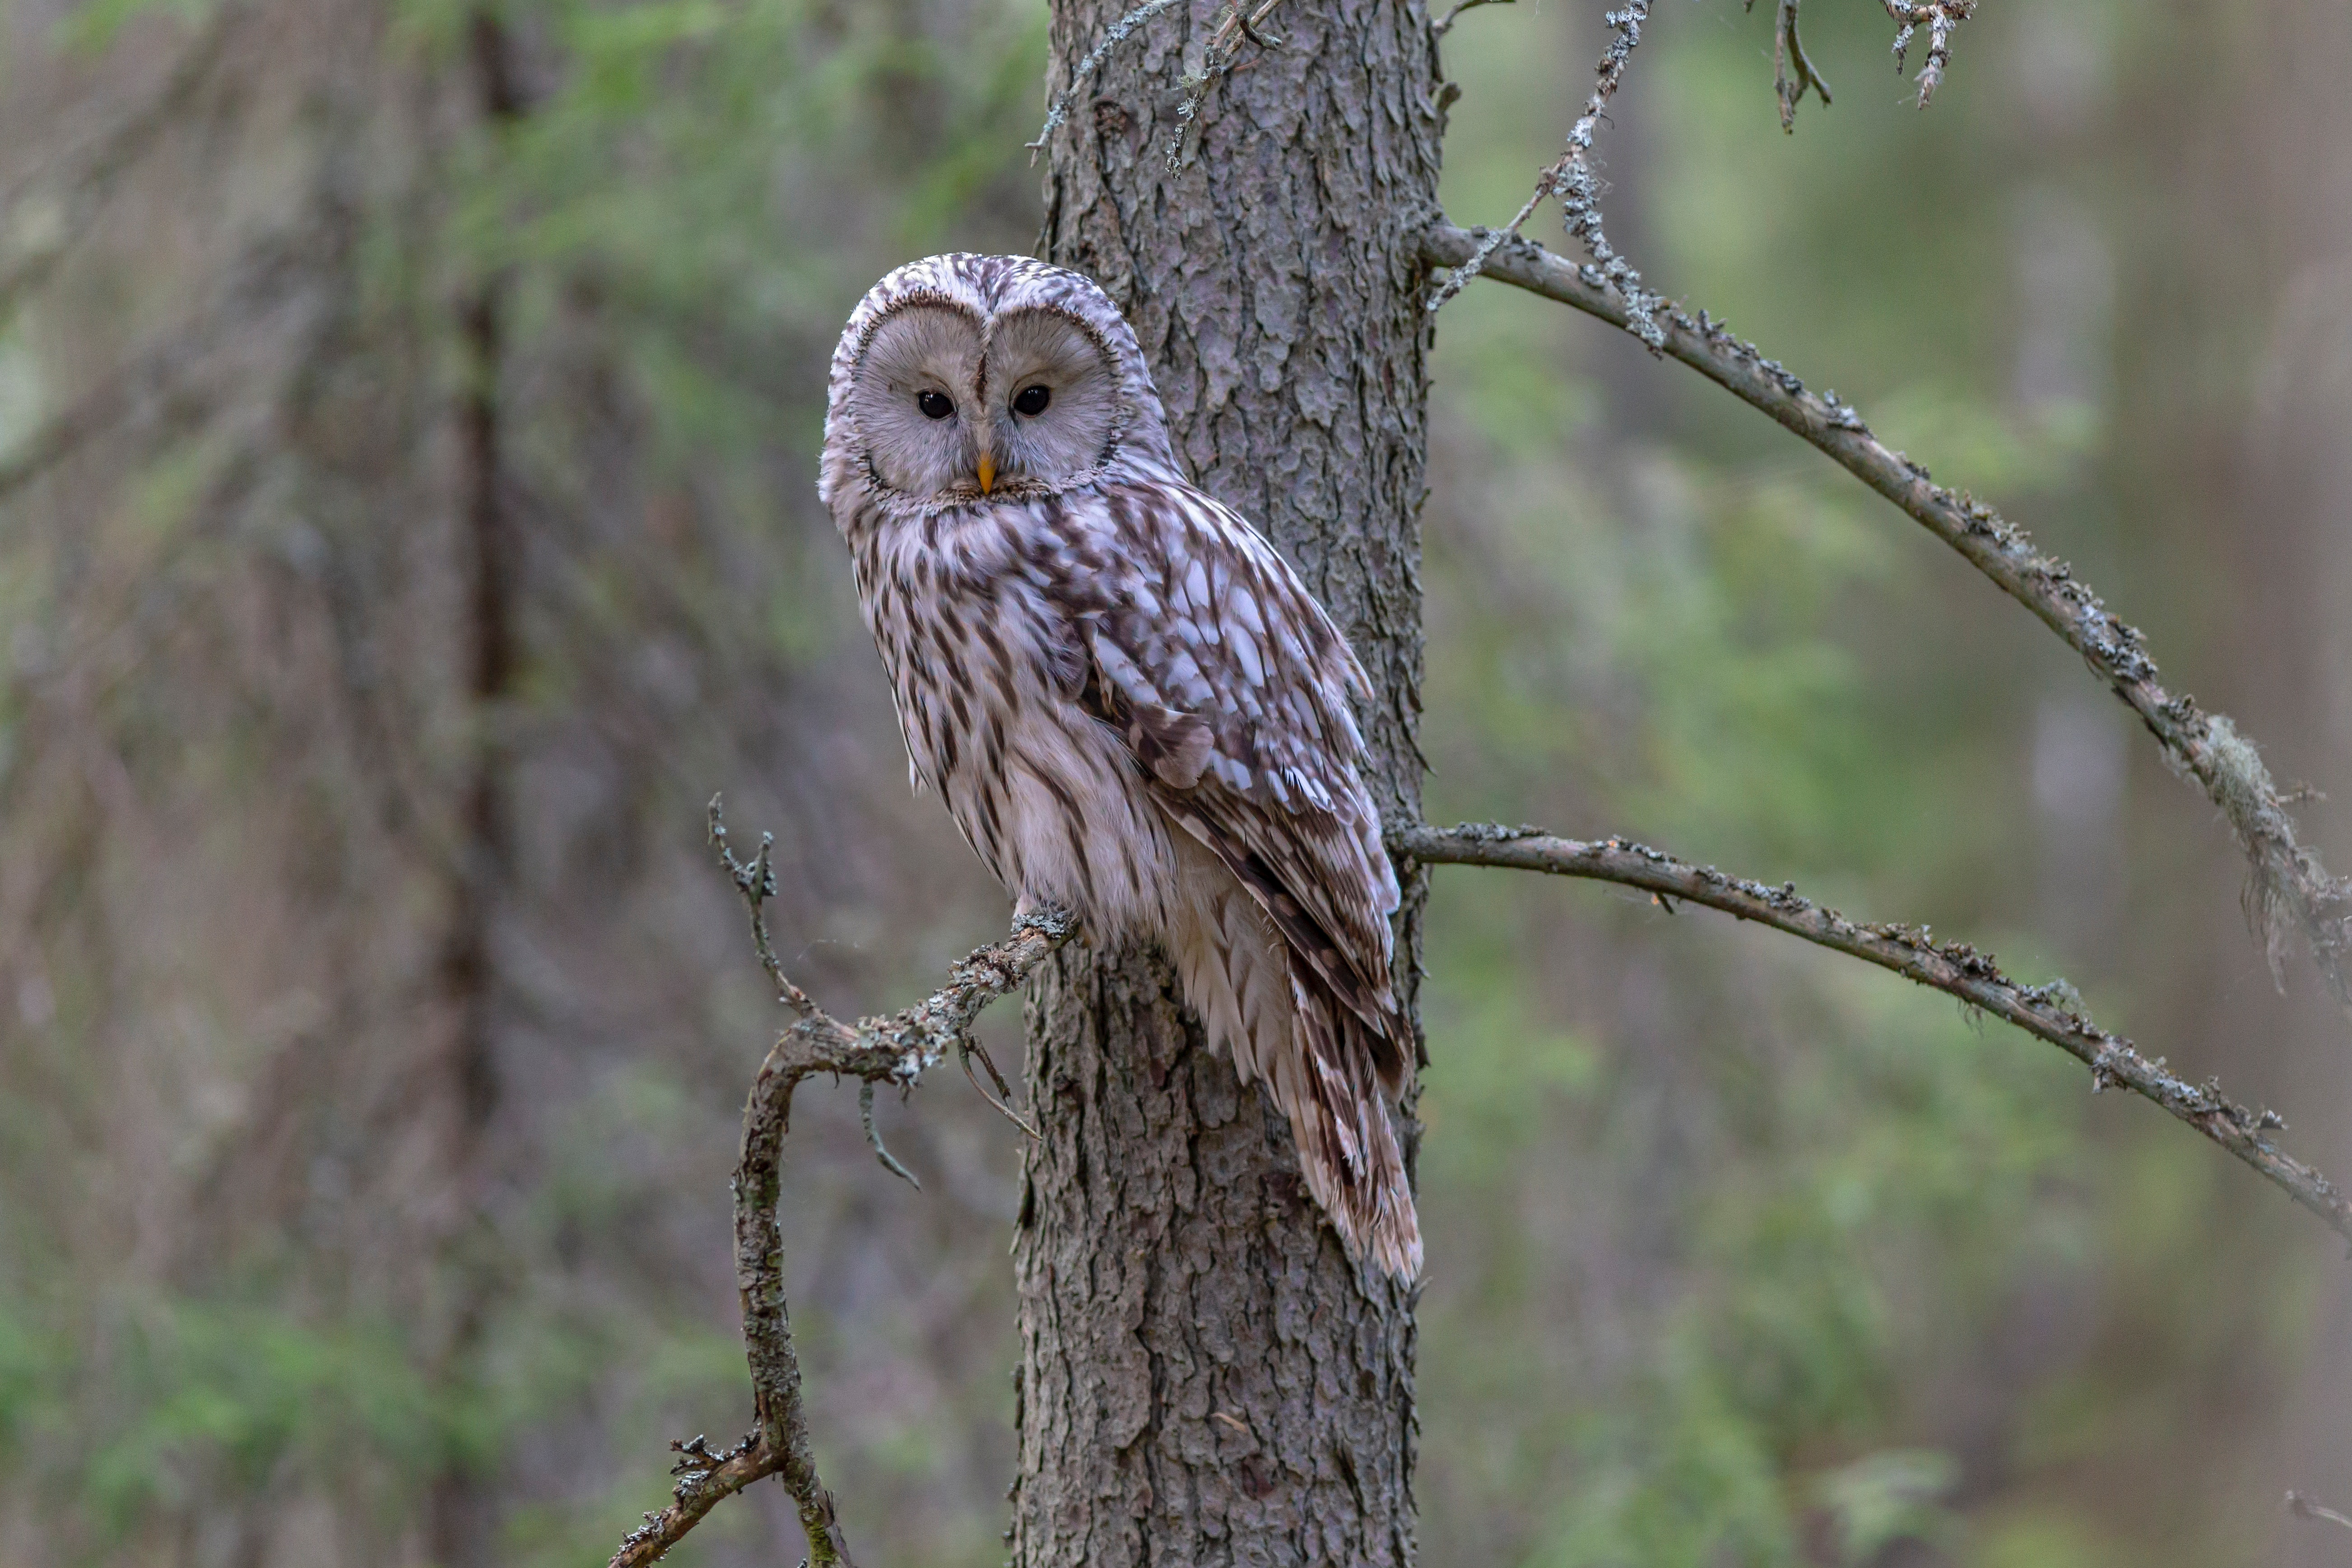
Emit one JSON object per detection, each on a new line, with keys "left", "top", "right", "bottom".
{"left": 1048, "top": 483, "right": 1404, "bottom": 1073}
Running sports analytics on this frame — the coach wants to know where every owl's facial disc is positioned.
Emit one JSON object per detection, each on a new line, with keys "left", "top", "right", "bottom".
{"left": 983, "top": 308, "right": 1120, "bottom": 493}
{"left": 848, "top": 303, "right": 986, "bottom": 499}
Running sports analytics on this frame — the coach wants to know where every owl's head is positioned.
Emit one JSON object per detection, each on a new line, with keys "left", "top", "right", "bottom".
{"left": 822, "top": 255, "right": 1175, "bottom": 514}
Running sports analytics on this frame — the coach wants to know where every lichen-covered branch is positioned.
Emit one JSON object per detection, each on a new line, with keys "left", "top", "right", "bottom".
{"left": 1425, "top": 0, "right": 1656, "bottom": 330}
{"left": 1020, "top": 0, "right": 1285, "bottom": 172}
{"left": 1394, "top": 822, "right": 2352, "bottom": 1249}
{"left": 1881, "top": 0, "right": 1976, "bottom": 108}
{"left": 1162, "top": 0, "right": 1288, "bottom": 172}
{"left": 1419, "top": 221, "right": 2352, "bottom": 1014}
{"left": 1023, "top": 0, "right": 1185, "bottom": 163}
{"left": 604, "top": 801, "right": 1077, "bottom": 1568}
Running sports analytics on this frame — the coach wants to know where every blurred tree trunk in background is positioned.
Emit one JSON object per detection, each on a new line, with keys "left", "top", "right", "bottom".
{"left": 0, "top": 1, "right": 1050, "bottom": 1560}
{"left": 1014, "top": 1, "right": 1443, "bottom": 1560}
{"left": 423, "top": 13, "right": 527, "bottom": 1567}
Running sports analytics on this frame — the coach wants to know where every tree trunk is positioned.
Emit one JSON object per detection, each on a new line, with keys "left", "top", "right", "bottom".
{"left": 1014, "top": 3, "right": 1444, "bottom": 1562}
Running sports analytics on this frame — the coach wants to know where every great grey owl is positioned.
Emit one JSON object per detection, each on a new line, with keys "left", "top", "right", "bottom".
{"left": 820, "top": 253, "right": 1418, "bottom": 1280}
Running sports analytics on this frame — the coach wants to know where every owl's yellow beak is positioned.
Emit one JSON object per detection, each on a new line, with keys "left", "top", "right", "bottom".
{"left": 976, "top": 452, "right": 996, "bottom": 494}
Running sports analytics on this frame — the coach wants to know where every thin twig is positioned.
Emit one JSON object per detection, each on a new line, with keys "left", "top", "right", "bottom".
{"left": 1427, "top": 0, "right": 1659, "bottom": 340}
{"left": 1433, "top": 0, "right": 1514, "bottom": 39}
{"left": 1162, "top": 0, "right": 1287, "bottom": 172}
{"left": 709, "top": 802, "right": 817, "bottom": 1018}
{"left": 1025, "top": 0, "right": 1185, "bottom": 164}
{"left": 604, "top": 802, "right": 1078, "bottom": 1567}
{"left": 1423, "top": 186, "right": 1550, "bottom": 316}
{"left": 1418, "top": 221, "right": 2352, "bottom": 1016}
{"left": 960, "top": 1035, "right": 1041, "bottom": 1141}
{"left": 2288, "top": 1492, "right": 2352, "bottom": 1532}
{"left": 859, "top": 1081, "right": 922, "bottom": 1189}
{"left": 1394, "top": 823, "right": 2352, "bottom": 1250}
{"left": 1750, "top": 0, "right": 1831, "bottom": 131}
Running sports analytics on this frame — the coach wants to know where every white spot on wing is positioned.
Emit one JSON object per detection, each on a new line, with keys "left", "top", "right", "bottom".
{"left": 1229, "top": 586, "right": 1265, "bottom": 636}
{"left": 1233, "top": 630, "right": 1264, "bottom": 689}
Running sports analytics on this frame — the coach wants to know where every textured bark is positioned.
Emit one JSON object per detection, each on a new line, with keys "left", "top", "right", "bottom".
{"left": 1016, "top": 2, "right": 1444, "bottom": 1562}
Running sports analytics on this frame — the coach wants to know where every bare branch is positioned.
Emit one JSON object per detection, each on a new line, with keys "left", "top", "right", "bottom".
{"left": 2288, "top": 1492, "right": 2352, "bottom": 1533}
{"left": 1749, "top": 0, "right": 1831, "bottom": 131}
{"left": 606, "top": 801, "right": 1076, "bottom": 1568}
{"left": 609, "top": 1432, "right": 787, "bottom": 1568}
{"left": 1025, "top": 0, "right": 1185, "bottom": 164}
{"left": 1394, "top": 822, "right": 2352, "bottom": 1250}
{"left": 1426, "top": 0, "right": 1658, "bottom": 334}
{"left": 1419, "top": 221, "right": 2352, "bottom": 1015}
{"left": 711, "top": 810, "right": 820, "bottom": 1019}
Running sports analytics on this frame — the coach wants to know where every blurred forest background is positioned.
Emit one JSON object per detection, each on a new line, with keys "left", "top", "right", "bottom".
{"left": 2, "top": 0, "right": 2349, "bottom": 1563}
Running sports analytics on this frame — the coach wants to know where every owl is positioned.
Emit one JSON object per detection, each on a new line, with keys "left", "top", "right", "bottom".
{"left": 819, "top": 253, "right": 1418, "bottom": 1281}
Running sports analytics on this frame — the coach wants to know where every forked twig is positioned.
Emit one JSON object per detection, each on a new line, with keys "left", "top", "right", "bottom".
{"left": 1426, "top": 0, "right": 1659, "bottom": 339}
{"left": 604, "top": 800, "right": 1077, "bottom": 1567}
{"left": 1749, "top": 0, "right": 1831, "bottom": 130}
{"left": 960, "top": 1035, "right": 1040, "bottom": 1141}
{"left": 1025, "top": 0, "right": 1185, "bottom": 163}
{"left": 859, "top": 1081, "right": 921, "bottom": 1189}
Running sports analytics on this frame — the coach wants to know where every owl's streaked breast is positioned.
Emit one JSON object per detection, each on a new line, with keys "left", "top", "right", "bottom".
{"left": 847, "top": 493, "right": 1177, "bottom": 935}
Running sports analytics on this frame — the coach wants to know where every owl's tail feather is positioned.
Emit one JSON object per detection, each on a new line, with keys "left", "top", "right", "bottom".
{"left": 1168, "top": 847, "right": 1421, "bottom": 1282}
{"left": 1282, "top": 970, "right": 1422, "bottom": 1283}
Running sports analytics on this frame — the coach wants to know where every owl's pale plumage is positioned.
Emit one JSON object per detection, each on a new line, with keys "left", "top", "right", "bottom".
{"left": 820, "top": 253, "right": 1418, "bottom": 1280}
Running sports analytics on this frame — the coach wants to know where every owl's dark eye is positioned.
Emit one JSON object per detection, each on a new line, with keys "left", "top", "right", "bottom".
{"left": 917, "top": 390, "right": 955, "bottom": 420}
{"left": 1012, "top": 384, "right": 1052, "bottom": 418}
